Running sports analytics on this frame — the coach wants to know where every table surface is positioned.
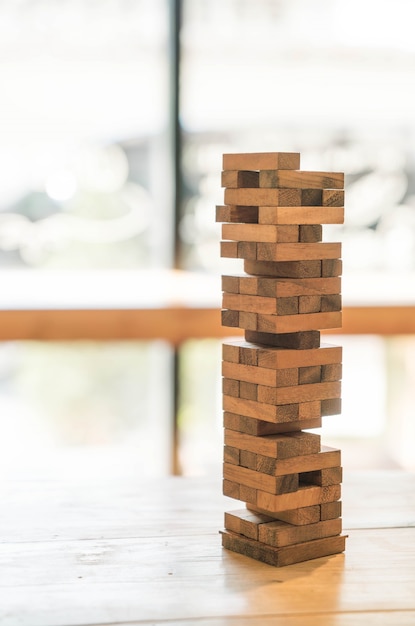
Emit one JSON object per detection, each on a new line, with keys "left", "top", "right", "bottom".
{"left": 1, "top": 469, "right": 415, "bottom": 626}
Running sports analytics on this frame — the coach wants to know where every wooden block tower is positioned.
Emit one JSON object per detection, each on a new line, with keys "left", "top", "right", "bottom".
{"left": 217, "top": 152, "right": 347, "bottom": 567}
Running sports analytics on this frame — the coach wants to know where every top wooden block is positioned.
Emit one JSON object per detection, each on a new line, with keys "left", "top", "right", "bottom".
{"left": 260, "top": 170, "right": 344, "bottom": 190}
{"left": 223, "top": 153, "right": 300, "bottom": 171}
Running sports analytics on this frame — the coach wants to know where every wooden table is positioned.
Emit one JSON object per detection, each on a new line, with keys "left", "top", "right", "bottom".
{"left": 1, "top": 469, "right": 414, "bottom": 625}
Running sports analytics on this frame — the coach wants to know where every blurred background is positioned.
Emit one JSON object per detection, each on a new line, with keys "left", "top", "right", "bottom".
{"left": 1, "top": 0, "right": 415, "bottom": 480}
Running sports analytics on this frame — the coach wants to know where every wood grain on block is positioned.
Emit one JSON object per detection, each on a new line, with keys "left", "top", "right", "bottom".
{"left": 298, "top": 400, "right": 322, "bottom": 419}
{"left": 222, "top": 223, "right": 299, "bottom": 243}
{"left": 222, "top": 274, "right": 240, "bottom": 294}
{"left": 256, "top": 242, "right": 341, "bottom": 262}
{"left": 222, "top": 377, "right": 240, "bottom": 397}
{"left": 222, "top": 293, "right": 299, "bottom": 315}
{"left": 220, "top": 241, "right": 238, "bottom": 258}
{"left": 240, "top": 483, "right": 257, "bottom": 504}
{"left": 238, "top": 241, "right": 257, "bottom": 258}
{"left": 216, "top": 204, "right": 258, "bottom": 223}
{"left": 223, "top": 479, "right": 240, "bottom": 500}
{"left": 221, "top": 309, "right": 239, "bottom": 328}
{"left": 256, "top": 483, "right": 341, "bottom": 514}
{"left": 245, "top": 259, "right": 322, "bottom": 278}
{"left": 258, "top": 518, "right": 342, "bottom": 548}
{"left": 224, "top": 509, "right": 274, "bottom": 540}
{"left": 299, "top": 224, "right": 323, "bottom": 243}
{"left": 299, "top": 365, "right": 322, "bottom": 385}
{"left": 321, "top": 397, "right": 342, "bottom": 416}
{"left": 257, "top": 381, "right": 341, "bottom": 406}
{"left": 224, "top": 411, "right": 322, "bottom": 435}
{"left": 223, "top": 152, "right": 300, "bottom": 171}
{"left": 321, "top": 363, "right": 342, "bottom": 381}
{"left": 221, "top": 170, "right": 259, "bottom": 188}
{"left": 259, "top": 170, "right": 344, "bottom": 189}
{"left": 222, "top": 339, "right": 342, "bottom": 369}
{"left": 224, "top": 428, "right": 320, "bottom": 459}
{"left": 239, "top": 381, "right": 257, "bottom": 401}
{"left": 299, "top": 295, "right": 321, "bottom": 314}
{"left": 223, "top": 395, "right": 300, "bottom": 424}
{"left": 255, "top": 311, "right": 342, "bottom": 334}
{"left": 321, "top": 294, "right": 342, "bottom": 312}
{"left": 245, "top": 329, "right": 321, "bottom": 349}
{"left": 320, "top": 500, "right": 342, "bottom": 521}
{"left": 240, "top": 449, "right": 256, "bottom": 469}
{"left": 225, "top": 188, "right": 301, "bottom": 207}
{"left": 255, "top": 446, "right": 341, "bottom": 477}
{"left": 300, "top": 466, "right": 343, "bottom": 487}
{"left": 247, "top": 276, "right": 341, "bottom": 298}
{"left": 224, "top": 445, "right": 240, "bottom": 466}
{"left": 248, "top": 504, "right": 321, "bottom": 526}
{"left": 222, "top": 361, "right": 298, "bottom": 387}
{"left": 322, "top": 258, "right": 342, "bottom": 277}
{"left": 221, "top": 530, "right": 347, "bottom": 567}
{"left": 258, "top": 205, "right": 344, "bottom": 225}
{"left": 224, "top": 462, "right": 299, "bottom": 495}
{"left": 322, "top": 189, "right": 345, "bottom": 206}
{"left": 301, "top": 189, "right": 323, "bottom": 206}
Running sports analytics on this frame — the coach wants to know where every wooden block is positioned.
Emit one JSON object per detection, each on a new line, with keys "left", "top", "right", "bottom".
{"left": 222, "top": 293, "right": 300, "bottom": 316}
{"left": 221, "top": 309, "right": 239, "bottom": 328}
{"left": 223, "top": 152, "right": 300, "bottom": 171}
{"left": 258, "top": 518, "right": 342, "bottom": 548}
{"left": 221, "top": 170, "right": 259, "bottom": 188}
{"left": 239, "top": 381, "right": 257, "bottom": 401}
{"left": 223, "top": 411, "right": 322, "bottom": 435}
{"left": 222, "top": 223, "right": 299, "bottom": 243}
{"left": 220, "top": 241, "right": 238, "bottom": 258}
{"left": 299, "top": 224, "right": 322, "bottom": 243}
{"left": 240, "top": 484, "right": 257, "bottom": 503}
{"left": 238, "top": 311, "right": 257, "bottom": 330}
{"left": 257, "top": 381, "right": 341, "bottom": 406}
{"left": 321, "top": 397, "right": 342, "bottom": 416}
{"left": 259, "top": 170, "right": 344, "bottom": 189}
{"left": 322, "top": 189, "right": 344, "bottom": 206}
{"left": 240, "top": 449, "right": 257, "bottom": 469}
{"left": 221, "top": 529, "right": 347, "bottom": 567}
{"left": 245, "top": 330, "right": 321, "bottom": 349}
{"left": 224, "top": 509, "right": 274, "bottom": 540}
{"left": 216, "top": 205, "right": 258, "bottom": 224}
{"left": 225, "top": 188, "right": 301, "bottom": 207}
{"left": 237, "top": 241, "right": 256, "bottom": 259}
{"left": 222, "top": 339, "right": 342, "bottom": 369}
{"left": 224, "top": 428, "right": 320, "bottom": 459}
{"left": 301, "top": 189, "right": 323, "bottom": 206}
{"left": 223, "top": 395, "right": 298, "bottom": 423}
{"left": 222, "top": 377, "right": 239, "bottom": 397}
{"left": 222, "top": 361, "right": 297, "bottom": 387}
{"left": 245, "top": 259, "right": 322, "bottom": 278}
{"left": 299, "top": 365, "right": 322, "bottom": 385}
{"left": 255, "top": 311, "right": 342, "bottom": 334}
{"left": 256, "top": 276, "right": 341, "bottom": 298}
{"left": 321, "top": 294, "right": 342, "bottom": 312}
{"left": 221, "top": 275, "right": 240, "bottom": 294}
{"left": 298, "top": 400, "right": 322, "bottom": 419}
{"left": 320, "top": 500, "right": 342, "bottom": 521}
{"left": 321, "top": 363, "right": 342, "bottom": 381}
{"left": 321, "top": 258, "right": 342, "bottom": 277}
{"left": 224, "top": 462, "right": 299, "bottom": 495}
{"left": 224, "top": 445, "right": 240, "bottom": 466}
{"left": 248, "top": 504, "right": 321, "bottom": 526}
{"left": 258, "top": 205, "right": 344, "bottom": 225}
{"left": 223, "top": 479, "right": 240, "bottom": 499}
{"left": 256, "top": 483, "right": 341, "bottom": 514}
{"left": 299, "top": 295, "right": 321, "bottom": 314}
{"left": 255, "top": 446, "right": 341, "bottom": 477}
{"left": 256, "top": 242, "right": 341, "bottom": 262}
{"left": 300, "top": 466, "right": 343, "bottom": 487}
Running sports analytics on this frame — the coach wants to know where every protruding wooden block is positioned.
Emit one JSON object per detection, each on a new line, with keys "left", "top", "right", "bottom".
{"left": 256, "top": 242, "right": 342, "bottom": 262}
{"left": 222, "top": 293, "right": 299, "bottom": 316}
{"left": 248, "top": 504, "right": 320, "bottom": 526}
{"left": 253, "top": 311, "right": 342, "bottom": 334}
{"left": 222, "top": 223, "right": 299, "bottom": 243}
{"left": 256, "top": 483, "right": 341, "bottom": 514}
{"left": 224, "top": 428, "right": 320, "bottom": 459}
{"left": 224, "top": 509, "right": 274, "bottom": 540}
{"left": 322, "top": 189, "right": 345, "bottom": 206}
{"left": 225, "top": 188, "right": 301, "bottom": 207}
{"left": 258, "top": 205, "right": 344, "bottom": 225}
{"left": 216, "top": 205, "right": 258, "bottom": 223}
{"left": 299, "top": 224, "right": 322, "bottom": 243}
{"left": 321, "top": 397, "right": 342, "bottom": 416}
{"left": 257, "top": 381, "right": 341, "bottom": 406}
{"left": 222, "top": 361, "right": 298, "bottom": 387}
{"left": 223, "top": 395, "right": 298, "bottom": 424}
{"left": 320, "top": 500, "right": 342, "bottom": 521}
{"left": 259, "top": 170, "right": 344, "bottom": 189}
{"left": 245, "top": 330, "right": 321, "bottom": 350}
{"left": 221, "top": 529, "right": 346, "bottom": 567}
{"left": 223, "top": 462, "right": 299, "bottom": 495}
{"left": 221, "top": 170, "right": 259, "bottom": 188}
{"left": 224, "top": 412, "right": 322, "bottom": 435}
{"left": 254, "top": 446, "right": 342, "bottom": 477}
{"left": 258, "top": 518, "right": 342, "bottom": 548}
{"left": 245, "top": 259, "right": 323, "bottom": 278}
{"left": 223, "top": 152, "right": 300, "bottom": 171}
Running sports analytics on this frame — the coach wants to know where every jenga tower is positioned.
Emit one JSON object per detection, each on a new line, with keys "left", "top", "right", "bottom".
{"left": 217, "top": 152, "right": 347, "bottom": 567}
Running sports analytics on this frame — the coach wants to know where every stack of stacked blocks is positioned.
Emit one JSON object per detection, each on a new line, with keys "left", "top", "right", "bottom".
{"left": 217, "top": 151, "right": 347, "bottom": 567}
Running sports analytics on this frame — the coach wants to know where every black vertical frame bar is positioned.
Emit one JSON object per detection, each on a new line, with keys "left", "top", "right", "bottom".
{"left": 169, "top": 0, "right": 183, "bottom": 474}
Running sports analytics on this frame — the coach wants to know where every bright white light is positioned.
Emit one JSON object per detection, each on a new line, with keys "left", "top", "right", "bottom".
{"left": 45, "top": 170, "right": 77, "bottom": 202}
